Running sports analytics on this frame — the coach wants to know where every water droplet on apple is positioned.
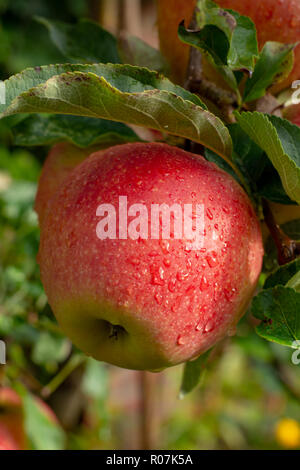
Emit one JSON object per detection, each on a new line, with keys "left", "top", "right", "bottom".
{"left": 176, "top": 175, "right": 185, "bottom": 182}
{"left": 177, "top": 271, "right": 189, "bottom": 281}
{"left": 177, "top": 335, "right": 185, "bottom": 345}
{"left": 149, "top": 251, "right": 158, "bottom": 257}
{"left": 150, "top": 266, "right": 165, "bottom": 286}
{"left": 204, "top": 320, "right": 214, "bottom": 333}
{"left": 160, "top": 239, "right": 170, "bottom": 255}
{"left": 154, "top": 292, "right": 163, "bottom": 305}
{"left": 185, "top": 285, "right": 195, "bottom": 295}
{"left": 206, "top": 253, "right": 218, "bottom": 268}
{"left": 200, "top": 276, "right": 209, "bottom": 291}
{"left": 206, "top": 208, "right": 214, "bottom": 220}
{"left": 168, "top": 279, "right": 177, "bottom": 292}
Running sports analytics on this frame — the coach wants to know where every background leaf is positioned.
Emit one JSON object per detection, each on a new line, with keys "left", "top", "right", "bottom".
{"left": 243, "top": 42, "right": 295, "bottom": 103}
{"left": 36, "top": 17, "right": 120, "bottom": 64}
{"left": 235, "top": 112, "right": 300, "bottom": 204}
{"left": 252, "top": 286, "right": 300, "bottom": 348}
{"left": 12, "top": 114, "right": 141, "bottom": 147}
{"left": 22, "top": 391, "right": 66, "bottom": 450}
{"left": 179, "top": 349, "right": 212, "bottom": 398}
{"left": 118, "top": 35, "right": 168, "bottom": 73}
{"left": 264, "top": 259, "right": 300, "bottom": 290}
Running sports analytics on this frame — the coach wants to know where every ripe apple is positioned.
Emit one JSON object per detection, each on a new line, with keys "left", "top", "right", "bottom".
{"left": 158, "top": 0, "right": 300, "bottom": 93}
{"left": 35, "top": 143, "right": 99, "bottom": 225}
{"left": 0, "top": 388, "right": 27, "bottom": 450}
{"left": 283, "top": 103, "right": 300, "bottom": 127}
{"left": 0, "top": 426, "right": 21, "bottom": 450}
{"left": 37, "top": 142, "right": 263, "bottom": 371}
{"left": 0, "top": 387, "right": 60, "bottom": 450}
{"left": 157, "top": 0, "right": 196, "bottom": 85}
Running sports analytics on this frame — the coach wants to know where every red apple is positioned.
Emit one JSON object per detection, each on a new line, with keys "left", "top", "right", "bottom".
{"left": 157, "top": 0, "right": 196, "bottom": 84}
{"left": 38, "top": 143, "right": 263, "bottom": 371}
{"left": 0, "top": 388, "right": 27, "bottom": 450}
{"left": 0, "top": 426, "right": 20, "bottom": 450}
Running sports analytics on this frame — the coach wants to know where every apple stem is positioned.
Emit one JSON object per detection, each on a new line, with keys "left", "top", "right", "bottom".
{"left": 262, "top": 199, "right": 300, "bottom": 265}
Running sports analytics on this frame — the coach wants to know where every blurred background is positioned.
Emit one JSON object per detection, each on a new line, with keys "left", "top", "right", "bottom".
{"left": 0, "top": 0, "right": 300, "bottom": 450}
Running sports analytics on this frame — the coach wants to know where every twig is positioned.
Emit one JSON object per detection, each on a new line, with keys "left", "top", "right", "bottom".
{"left": 184, "top": 14, "right": 237, "bottom": 124}
{"left": 139, "top": 371, "right": 159, "bottom": 449}
{"left": 262, "top": 199, "right": 300, "bottom": 265}
{"left": 41, "top": 354, "right": 86, "bottom": 398}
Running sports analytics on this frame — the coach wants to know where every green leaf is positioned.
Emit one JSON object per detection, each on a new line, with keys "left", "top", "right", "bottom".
{"left": 205, "top": 147, "right": 240, "bottom": 182}
{"left": 196, "top": 0, "right": 258, "bottom": 72}
{"left": 31, "top": 332, "right": 71, "bottom": 366}
{"left": 0, "top": 64, "right": 233, "bottom": 160}
{"left": 178, "top": 23, "right": 239, "bottom": 93}
{"left": 36, "top": 17, "right": 120, "bottom": 64}
{"left": 252, "top": 286, "right": 300, "bottom": 347}
{"left": 264, "top": 259, "right": 300, "bottom": 289}
{"left": 82, "top": 358, "right": 108, "bottom": 400}
{"left": 286, "top": 271, "right": 300, "bottom": 293}
{"left": 205, "top": 123, "right": 292, "bottom": 204}
{"left": 226, "top": 11, "right": 258, "bottom": 72}
{"left": 179, "top": 349, "right": 212, "bottom": 398}
{"left": 229, "top": 124, "right": 295, "bottom": 204}
{"left": 12, "top": 114, "right": 141, "bottom": 147}
{"left": 243, "top": 42, "right": 295, "bottom": 103}
{"left": 0, "top": 63, "right": 203, "bottom": 113}
{"left": 179, "top": 0, "right": 258, "bottom": 96}
{"left": 256, "top": 166, "right": 296, "bottom": 204}
{"left": 196, "top": 0, "right": 236, "bottom": 38}
{"left": 118, "top": 35, "right": 168, "bottom": 73}
{"left": 235, "top": 112, "right": 300, "bottom": 204}
{"left": 195, "top": 1, "right": 258, "bottom": 68}
{"left": 23, "top": 392, "right": 65, "bottom": 450}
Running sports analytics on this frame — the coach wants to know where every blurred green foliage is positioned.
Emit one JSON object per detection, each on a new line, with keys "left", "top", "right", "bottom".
{"left": 0, "top": 0, "right": 300, "bottom": 451}
{"left": 0, "top": 0, "right": 89, "bottom": 79}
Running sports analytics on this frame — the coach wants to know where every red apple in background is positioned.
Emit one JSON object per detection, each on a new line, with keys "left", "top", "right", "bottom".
{"left": 284, "top": 103, "right": 300, "bottom": 127}
{"left": 0, "top": 388, "right": 27, "bottom": 450}
{"left": 0, "top": 387, "right": 60, "bottom": 450}
{"left": 157, "top": 0, "right": 195, "bottom": 85}
{"left": 0, "top": 426, "right": 20, "bottom": 450}
{"left": 38, "top": 142, "right": 263, "bottom": 371}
